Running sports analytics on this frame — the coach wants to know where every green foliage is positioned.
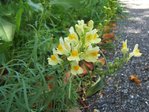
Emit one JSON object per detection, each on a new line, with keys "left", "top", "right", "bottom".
{"left": 0, "top": 18, "right": 15, "bottom": 42}
{"left": 0, "top": 0, "right": 123, "bottom": 111}
{"left": 0, "top": 18, "right": 15, "bottom": 64}
{"left": 86, "top": 57, "right": 126, "bottom": 97}
{"left": 86, "top": 76, "right": 105, "bottom": 97}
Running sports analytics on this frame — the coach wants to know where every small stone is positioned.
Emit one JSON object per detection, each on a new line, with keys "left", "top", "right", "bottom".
{"left": 145, "top": 101, "right": 149, "bottom": 106}
{"left": 130, "top": 95, "right": 134, "bottom": 99}
{"left": 93, "top": 109, "right": 100, "bottom": 112}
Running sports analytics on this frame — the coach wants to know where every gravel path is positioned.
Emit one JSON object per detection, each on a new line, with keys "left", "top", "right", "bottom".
{"left": 83, "top": 0, "right": 149, "bottom": 112}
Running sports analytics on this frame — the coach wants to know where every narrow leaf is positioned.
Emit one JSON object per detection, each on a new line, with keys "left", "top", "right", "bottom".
{"left": 15, "top": 7, "right": 23, "bottom": 32}
{"left": 86, "top": 76, "right": 105, "bottom": 97}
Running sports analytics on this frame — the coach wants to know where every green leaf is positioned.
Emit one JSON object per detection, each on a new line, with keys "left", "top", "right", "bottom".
{"left": 100, "top": 42, "right": 115, "bottom": 51}
{"left": 27, "top": 0, "right": 43, "bottom": 12}
{"left": 0, "top": 18, "right": 15, "bottom": 42}
{"left": 50, "top": 0, "right": 81, "bottom": 9}
{"left": 0, "top": 41, "right": 12, "bottom": 64}
{"left": 0, "top": 53, "right": 6, "bottom": 64}
{"left": 0, "top": 41, "right": 11, "bottom": 53}
{"left": 86, "top": 76, "right": 105, "bottom": 97}
{"left": 15, "top": 6, "right": 24, "bottom": 32}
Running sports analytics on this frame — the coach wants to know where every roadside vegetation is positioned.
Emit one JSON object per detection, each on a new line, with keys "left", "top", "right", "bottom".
{"left": 1, "top": 0, "right": 140, "bottom": 112}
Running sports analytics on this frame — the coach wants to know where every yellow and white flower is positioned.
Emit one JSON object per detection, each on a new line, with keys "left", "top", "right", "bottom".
{"left": 83, "top": 45, "right": 100, "bottom": 62}
{"left": 129, "top": 44, "right": 142, "bottom": 57}
{"left": 87, "top": 20, "right": 94, "bottom": 31}
{"left": 64, "top": 38, "right": 71, "bottom": 51}
{"left": 85, "top": 29, "right": 101, "bottom": 46}
{"left": 65, "top": 27, "right": 78, "bottom": 43}
{"left": 70, "top": 62, "right": 83, "bottom": 75}
{"left": 48, "top": 49, "right": 62, "bottom": 65}
{"left": 57, "top": 37, "right": 70, "bottom": 55}
{"left": 121, "top": 39, "right": 129, "bottom": 54}
{"left": 75, "top": 20, "right": 86, "bottom": 36}
{"left": 67, "top": 48, "right": 80, "bottom": 62}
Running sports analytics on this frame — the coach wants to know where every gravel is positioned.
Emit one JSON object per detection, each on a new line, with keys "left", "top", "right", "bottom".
{"left": 82, "top": 0, "right": 149, "bottom": 112}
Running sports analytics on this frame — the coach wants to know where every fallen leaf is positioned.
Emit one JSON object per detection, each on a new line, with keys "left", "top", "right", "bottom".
{"left": 64, "top": 71, "right": 70, "bottom": 83}
{"left": 84, "top": 61, "right": 94, "bottom": 70}
{"left": 103, "top": 25, "right": 110, "bottom": 33}
{"left": 109, "top": 22, "right": 117, "bottom": 30}
{"left": 111, "top": 23, "right": 117, "bottom": 27}
{"left": 129, "top": 74, "right": 141, "bottom": 85}
{"left": 48, "top": 83, "right": 54, "bottom": 90}
{"left": 45, "top": 76, "right": 54, "bottom": 90}
{"left": 102, "top": 33, "right": 115, "bottom": 40}
{"left": 81, "top": 65, "right": 88, "bottom": 76}
{"left": 98, "top": 58, "right": 106, "bottom": 65}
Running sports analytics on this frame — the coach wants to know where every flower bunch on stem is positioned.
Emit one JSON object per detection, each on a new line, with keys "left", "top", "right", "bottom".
{"left": 48, "top": 20, "right": 101, "bottom": 75}
{"left": 121, "top": 39, "right": 142, "bottom": 62}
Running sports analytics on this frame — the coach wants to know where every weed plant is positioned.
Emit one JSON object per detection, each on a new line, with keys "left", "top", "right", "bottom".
{"left": 0, "top": 0, "right": 124, "bottom": 111}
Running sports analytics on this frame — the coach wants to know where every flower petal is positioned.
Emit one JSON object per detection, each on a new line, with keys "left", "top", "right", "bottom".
{"left": 70, "top": 62, "right": 83, "bottom": 75}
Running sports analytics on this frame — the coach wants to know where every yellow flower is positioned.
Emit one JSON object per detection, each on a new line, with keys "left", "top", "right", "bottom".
{"left": 65, "top": 27, "right": 78, "bottom": 43}
{"left": 75, "top": 20, "right": 95, "bottom": 36}
{"left": 83, "top": 46, "right": 100, "bottom": 62}
{"left": 87, "top": 20, "right": 94, "bottom": 31}
{"left": 121, "top": 40, "right": 129, "bottom": 54}
{"left": 67, "top": 48, "right": 80, "bottom": 62}
{"left": 48, "top": 49, "right": 62, "bottom": 65}
{"left": 85, "top": 29, "right": 101, "bottom": 46}
{"left": 57, "top": 37, "right": 70, "bottom": 55}
{"left": 64, "top": 38, "right": 71, "bottom": 51}
{"left": 129, "top": 44, "right": 142, "bottom": 57}
{"left": 70, "top": 62, "right": 83, "bottom": 75}
{"left": 75, "top": 20, "right": 86, "bottom": 36}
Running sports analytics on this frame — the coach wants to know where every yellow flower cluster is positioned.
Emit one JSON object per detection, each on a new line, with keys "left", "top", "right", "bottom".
{"left": 121, "top": 39, "right": 142, "bottom": 60}
{"left": 48, "top": 20, "right": 101, "bottom": 75}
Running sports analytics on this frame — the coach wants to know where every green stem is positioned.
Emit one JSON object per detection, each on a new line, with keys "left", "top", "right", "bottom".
{"left": 68, "top": 75, "right": 72, "bottom": 99}
{"left": 98, "top": 49, "right": 110, "bottom": 72}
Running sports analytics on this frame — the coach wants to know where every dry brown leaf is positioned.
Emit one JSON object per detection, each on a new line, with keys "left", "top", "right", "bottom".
{"left": 48, "top": 83, "right": 54, "bottom": 90}
{"left": 109, "top": 22, "right": 116, "bottom": 26}
{"left": 103, "top": 39, "right": 113, "bottom": 43}
{"left": 84, "top": 61, "right": 94, "bottom": 70}
{"left": 98, "top": 58, "right": 106, "bottom": 65}
{"left": 64, "top": 72, "right": 71, "bottom": 83}
{"left": 80, "top": 64, "right": 88, "bottom": 76}
{"left": 102, "top": 33, "right": 115, "bottom": 40}
{"left": 103, "top": 25, "right": 110, "bottom": 33}
{"left": 129, "top": 74, "right": 141, "bottom": 85}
